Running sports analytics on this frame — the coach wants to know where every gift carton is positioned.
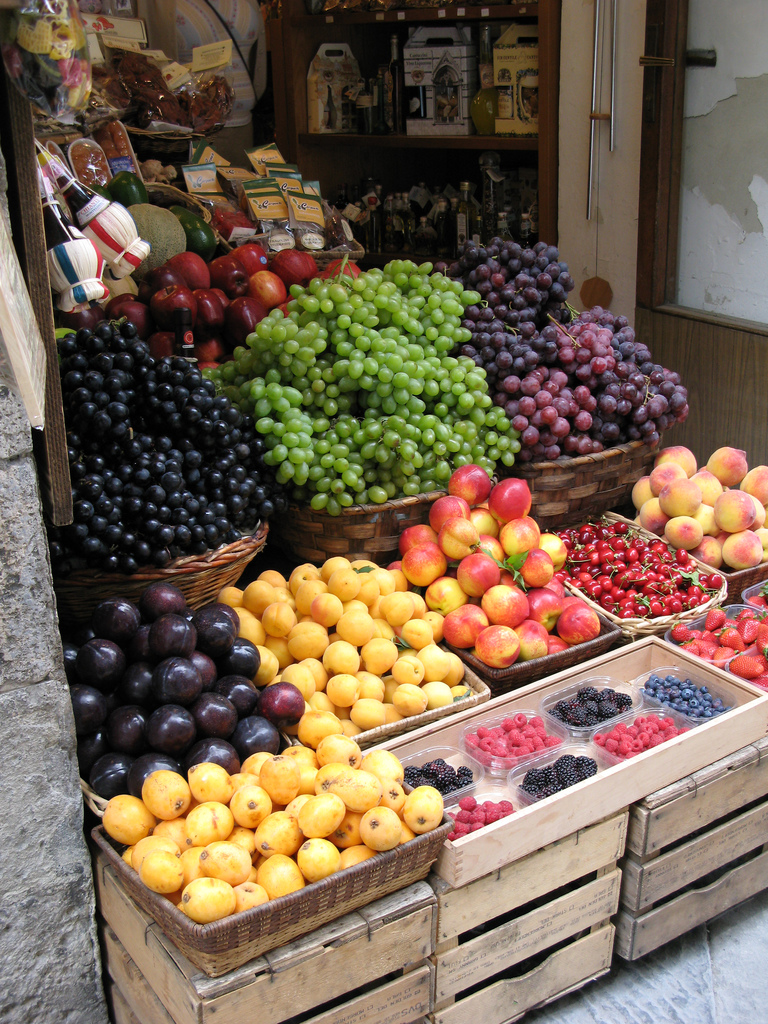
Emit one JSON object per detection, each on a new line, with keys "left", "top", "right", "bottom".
{"left": 403, "top": 26, "right": 477, "bottom": 137}
{"left": 306, "top": 43, "right": 363, "bottom": 134}
{"left": 493, "top": 23, "right": 539, "bottom": 137}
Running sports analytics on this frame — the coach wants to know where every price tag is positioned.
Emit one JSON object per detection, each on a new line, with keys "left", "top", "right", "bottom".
{"left": 376, "top": 12, "right": 384, "bottom": 19}
{"left": 437, "top": 8, "right": 446, "bottom": 17}
{"left": 397, "top": 11, "right": 405, "bottom": 18}
{"left": 457, "top": 7, "right": 466, "bottom": 15}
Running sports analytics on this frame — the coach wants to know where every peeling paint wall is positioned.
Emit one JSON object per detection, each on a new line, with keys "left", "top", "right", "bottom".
{"left": 676, "top": 0, "right": 768, "bottom": 320}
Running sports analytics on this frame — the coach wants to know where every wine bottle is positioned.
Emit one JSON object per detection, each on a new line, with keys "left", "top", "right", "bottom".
{"left": 389, "top": 34, "right": 404, "bottom": 135}
{"left": 470, "top": 26, "right": 498, "bottom": 136}
{"left": 39, "top": 151, "right": 110, "bottom": 230}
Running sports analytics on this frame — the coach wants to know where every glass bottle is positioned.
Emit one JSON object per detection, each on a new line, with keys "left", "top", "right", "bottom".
{"left": 414, "top": 216, "right": 437, "bottom": 257}
{"left": 470, "top": 25, "right": 498, "bottom": 136}
{"left": 401, "top": 192, "right": 416, "bottom": 252}
{"left": 479, "top": 151, "right": 503, "bottom": 245}
{"left": 496, "top": 210, "right": 513, "bottom": 241}
{"left": 519, "top": 211, "right": 531, "bottom": 246}
{"left": 389, "top": 34, "right": 404, "bottom": 135}
{"left": 41, "top": 152, "right": 111, "bottom": 230}
{"left": 455, "top": 181, "right": 475, "bottom": 250}
{"left": 449, "top": 196, "right": 459, "bottom": 255}
{"left": 392, "top": 194, "right": 406, "bottom": 251}
{"left": 434, "top": 198, "right": 452, "bottom": 258}
{"left": 365, "top": 196, "right": 382, "bottom": 252}
{"left": 373, "top": 71, "right": 389, "bottom": 134}
{"left": 383, "top": 195, "right": 398, "bottom": 251}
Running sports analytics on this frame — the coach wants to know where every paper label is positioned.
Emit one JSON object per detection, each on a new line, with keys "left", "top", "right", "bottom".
{"left": 101, "top": 34, "right": 143, "bottom": 52}
{"left": 303, "top": 180, "right": 322, "bottom": 197}
{"left": 343, "top": 203, "right": 362, "bottom": 223}
{"left": 163, "top": 61, "right": 194, "bottom": 90}
{"left": 273, "top": 175, "right": 304, "bottom": 196}
{"left": 190, "top": 140, "right": 229, "bottom": 166}
{"left": 191, "top": 39, "right": 233, "bottom": 72}
{"left": 182, "top": 163, "right": 225, "bottom": 194}
{"left": 217, "top": 166, "right": 253, "bottom": 184}
{"left": 143, "top": 49, "right": 169, "bottom": 63}
{"left": 287, "top": 193, "right": 324, "bottom": 224}
{"left": 248, "top": 192, "right": 289, "bottom": 219}
{"left": 268, "top": 230, "right": 295, "bottom": 251}
{"left": 245, "top": 143, "right": 285, "bottom": 176}
{"left": 80, "top": 16, "right": 147, "bottom": 44}
{"left": 408, "top": 185, "right": 431, "bottom": 209}
{"left": 228, "top": 226, "right": 263, "bottom": 243}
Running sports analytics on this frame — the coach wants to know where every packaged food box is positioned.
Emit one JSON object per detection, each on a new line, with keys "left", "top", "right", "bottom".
{"left": 403, "top": 26, "right": 477, "bottom": 137}
{"left": 306, "top": 43, "right": 363, "bottom": 134}
{"left": 493, "top": 22, "right": 539, "bottom": 137}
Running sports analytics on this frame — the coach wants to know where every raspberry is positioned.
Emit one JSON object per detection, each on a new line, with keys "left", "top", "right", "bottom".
{"left": 498, "top": 800, "right": 514, "bottom": 813}
{"left": 453, "top": 823, "right": 470, "bottom": 835}
{"left": 729, "top": 655, "right": 766, "bottom": 680}
{"left": 482, "top": 801, "right": 498, "bottom": 812}
{"left": 593, "top": 733, "right": 605, "bottom": 745}
{"left": 500, "top": 718, "right": 516, "bottom": 732}
{"left": 719, "top": 628, "right": 746, "bottom": 651}
{"left": 455, "top": 809, "right": 472, "bottom": 823}
{"left": 480, "top": 737, "right": 494, "bottom": 751}
{"left": 532, "top": 735, "right": 545, "bottom": 751}
{"left": 705, "top": 608, "right": 727, "bottom": 630}
{"left": 464, "top": 733, "right": 479, "bottom": 748}
{"left": 738, "top": 619, "right": 760, "bottom": 643}
{"left": 470, "top": 810, "right": 486, "bottom": 823}
{"left": 447, "top": 831, "right": 459, "bottom": 842}
{"left": 485, "top": 809, "right": 502, "bottom": 824}
{"left": 529, "top": 715, "right": 544, "bottom": 729}
{"left": 671, "top": 623, "right": 695, "bottom": 641}
{"left": 469, "top": 821, "right": 485, "bottom": 832}
{"left": 476, "top": 727, "right": 490, "bottom": 739}
{"left": 513, "top": 713, "right": 528, "bottom": 728}
{"left": 617, "top": 741, "right": 631, "bottom": 755}
{"left": 605, "top": 738, "right": 619, "bottom": 753}
{"left": 507, "top": 729, "right": 525, "bottom": 745}
{"left": 458, "top": 796, "right": 477, "bottom": 811}
{"left": 490, "top": 742, "right": 507, "bottom": 757}
{"left": 516, "top": 743, "right": 534, "bottom": 755}
{"left": 545, "top": 735, "right": 562, "bottom": 748}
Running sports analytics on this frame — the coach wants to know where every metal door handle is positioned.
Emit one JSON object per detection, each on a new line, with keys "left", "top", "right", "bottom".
{"left": 639, "top": 55, "right": 675, "bottom": 66}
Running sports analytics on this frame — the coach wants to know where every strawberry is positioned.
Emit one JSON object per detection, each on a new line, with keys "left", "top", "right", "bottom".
{"left": 757, "top": 622, "right": 768, "bottom": 646}
{"left": 697, "top": 642, "right": 719, "bottom": 659}
{"left": 705, "top": 608, "right": 727, "bottom": 630}
{"left": 683, "top": 640, "right": 702, "bottom": 656}
{"left": 719, "top": 627, "right": 746, "bottom": 652}
{"left": 670, "top": 624, "right": 694, "bottom": 642}
{"left": 729, "top": 655, "right": 768, "bottom": 680}
{"left": 737, "top": 619, "right": 760, "bottom": 643}
{"left": 701, "top": 629, "right": 720, "bottom": 644}
{"left": 751, "top": 675, "right": 768, "bottom": 691}
{"left": 713, "top": 646, "right": 737, "bottom": 663}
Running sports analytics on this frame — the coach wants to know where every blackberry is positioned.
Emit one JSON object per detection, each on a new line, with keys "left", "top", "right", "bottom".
{"left": 575, "top": 756, "right": 598, "bottom": 780}
{"left": 578, "top": 687, "right": 600, "bottom": 703}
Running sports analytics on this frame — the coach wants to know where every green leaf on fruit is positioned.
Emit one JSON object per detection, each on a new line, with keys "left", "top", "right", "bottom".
{"left": 500, "top": 550, "right": 529, "bottom": 588}
{"left": 452, "top": 691, "right": 470, "bottom": 702}
{"left": 353, "top": 565, "right": 376, "bottom": 574}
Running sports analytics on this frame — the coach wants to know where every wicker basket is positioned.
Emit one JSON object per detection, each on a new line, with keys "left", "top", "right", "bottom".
{"left": 445, "top": 615, "right": 622, "bottom": 700}
{"left": 126, "top": 126, "right": 204, "bottom": 161}
{"left": 722, "top": 562, "right": 768, "bottom": 604}
{"left": 53, "top": 524, "right": 268, "bottom": 628}
{"left": 562, "top": 512, "right": 729, "bottom": 640}
{"left": 144, "top": 182, "right": 212, "bottom": 224}
{"left": 91, "top": 814, "right": 452, "bottom": 977}
{"left": 506, "top": 441, "right": 658, "bottom": 531}
{"left": 81, "top": 778, "right": 108, "bottom": 817}
{"left": 270, "top": 490, "right": 446, "bottom": 566}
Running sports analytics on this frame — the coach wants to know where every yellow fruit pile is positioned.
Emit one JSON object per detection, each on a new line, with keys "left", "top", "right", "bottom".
{"left": 101, "top": 750, "right": 444, "bottom": 924}
{"left": 218, "top": 557, "right": 470, "bottom": 737}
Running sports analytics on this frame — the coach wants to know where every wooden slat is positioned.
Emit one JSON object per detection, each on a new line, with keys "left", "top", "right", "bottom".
{"left": 432, "top": 869, "right": 621, "bottom": 1004}
{"left": 625, "top": 736, "right": 768, "bottom": 856}
{"left": 104, "top": 936, "right": 175, "bottom": 1024}
{"left": 430, "top": 925, "right": 614, "bottom": 1024}
{"left": 431, "top": 813, "right": 626, "bottom": 946}
{"left": 615, "top": 846, "right": 768, "bottom": 961}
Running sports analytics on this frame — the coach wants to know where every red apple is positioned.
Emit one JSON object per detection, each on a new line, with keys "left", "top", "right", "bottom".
{"left": 443, "top": 604, "right": 490, "bottom": 648}
{"left": 526, "top": 587, "right": 564, "bottom": 632}
{"left": 480, "top": 584, "right": 529, "bottom": 628}
{"left": 193, "top": 288, "right": 227, "bottom": 338}
{"left": 448, "top": 464, "right": 493, "bottom": 506}
{"left": 147, "top": 331, "right": 175, "bottom": 359}
{"left": 429, "top": 495, "right": 471, "bottom": 533}
{"left": 456, "top": 552, "right": 500, "bottom": 597}
{"left": 399, "top": 523, "right": 438, "bottom": 557}
{"left": 104, "top": 296, "right": 154, "bottom": 340}
{"left": 556, "top": 603, "right": 602, "bottom": 645}
{"left": 489, "top": 478, "right": 533, "bottom": 524}
{"left": 166, "top": 252, "right": 211, "bottom": 291}
{"left": 224, "top": 296, "right": 268, "bottom": 348}
{"left": 520, "top": 548, "right": 555, "bottom": 588}
{"left": 193, "top": 336, "right": 226, "bottom": 364}
{"left": 209, "top": 254, "right": 249, "bottom": 298}
{"left": 211, "top": 288, "right": 230, "bottom": 310}
{"left": 513, "top": 619, "right": 549, "bottom": 661}
{"left": 247, "top": 270, "right": 288, "bottom": 310}
{"left": 137, "top": 265, "right": 186, "bottom": 305}
{"left": 234, "top": 242, "right": 269, "bottom": 276}
{"left": 270, "top": 248, "right": 318, "bottom": 288}
{"left": 149, "top": 284, "right": 197, "bottom": 331}
{"left": 57, "top": 303, "right": 106, "bottom": 332}
{"left": 473, "top": 625, "right": 520, "bottom": 669}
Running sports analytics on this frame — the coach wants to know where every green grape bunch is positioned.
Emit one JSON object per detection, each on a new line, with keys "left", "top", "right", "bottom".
{"left": 205, "top": 260, "right": 521, "bottom": 516}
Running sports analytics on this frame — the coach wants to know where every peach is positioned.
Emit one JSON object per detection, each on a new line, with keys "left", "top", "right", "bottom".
{"left": 713, "top": 490, "right": 757, "bottom": 533}
{"left": 398, "top": 523, "right": 438, "bottom": 557}
{"left": 438, "top": 517, "right": 480, "bottom": 560}
{"left": 556, "top": 603, "right": 601, "bottom": 645}
{"left": 526, "top": 587, "right": 563, "bottom": 632}
{"left": 692, "top": 503, "right": 719, "bottom": 537}
{"left": 476, "top": 533, "right": 504, "bottom": 562}
{"left": 448, "top": 464, "right": 493, "bottom": 506}
{"left": 429, "top": 495, "right": 470, "bottom": 533}
{"left": 442, "top": 604, "right": 490, "bottom": 648}
{"left": 544, "top": 578, "right": 565, "bottom": 598}
{"left": 538, "top": 533, "right": 568, "bottom": 571}
{"left": 658, "top": 479, "right": 702, "bottom": 519}
{"left": 499, "top": 516, "right": 541, "bottom": 558}
{"left": 547, "top": 636, "right": 570, "bottom": 654}
{"left": 740, "top": 466, "right": 768, "bottom": 506}
{"left": 755, "top": 527, "right": 768, "bottom": 561}
{"left": 649, "top": 462, "right": 687, "bottom": 496}
{"left": 488, "top": 478, "right": 532, "bottom": 524}
{"left": 707, "top": 446, "right": 749, "bottom": 487}
{"left": 631, "top": 476, "right": 654, "bottom": 511}
{"left": 689, "top": 536, "right": 723, "bottom": 569}
{"left": 690, "top": 470, "right": 724, "bottom": 506}
{"left": 664, "top": 516, "right": 704, "bottom": 551}
{"left": 481, "top": 584, "right": 529, "bottom": 628}
{"left": 425, "top": 576, "right": 468, "bottom": 616}
{"left": 721, "top": 529, "right": 763, "bottom": 570}
{"left": 749, "top": 494, "right": 766, "bottom": 530}
{"left": 499, "top": 569, "right": 517, "bottom": 588}
{"left": 520, "top": 548, "right": 554, "bottom": 588}
{"left": 456, "top": 551, "right": 501, "bottom": 597}
{"left": 401, "top": 542, "right": 447, "bottom": 588}
{"left": 473, "top": 625, "right": 521, "bottom": 668}
{"left": 513, "top": 619, "right": 549, "bottom": 661}
{"left": 654, "top": 445, "right": 697, "bottom": 477}
{"left": 469, "top": 506, "right": 499, "bottom": 538}
{"left": 639, "top": 497, "right": 670, "bottom": 536}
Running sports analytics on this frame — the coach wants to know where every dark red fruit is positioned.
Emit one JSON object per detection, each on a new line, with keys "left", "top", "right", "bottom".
{"left": 77, "top": 729, "right": 109, "bottom": 778}
{"left": 127, "top": 624, "right": 153, "bottom": 662}
{"left": 106, "top": 705, "right": 148, "bottom": 756}
{"left": 192, "top": 604, "right": 237, "bottom": 658}
{"left": 258, "top": 682, "right": 305, "bottom": 728}
{"left": 75, "top": 638, "right": 126, "bottom": 693}
{"left": 212, "top": 675, "right": 259, "bottom": 717}
{"left": 69, "top": 684, "right": 108, "bottom": 735}
{"left": 148, "top": 613, "right": 197, "bottom": 659}
{"left": 89, "top": 752, "right": 134, "bottom": 799}
{"left": 190, "top": 693, "right": 238, "bottom": 739}
{"left": 229, "top": 715, "right": 281, "bottom": 760}
{"left": 190, "top": 650, "right": 218, "bottom": 691}
{"left": 216, "top": 637, "right": 260, "bottom": 679}
{"left": 90, "top": 597, "right": 141, "bottom": 646}
{"left": 144, "top": 704, "right": 196, "bottom": 756}
{"left": 118, "top": 662, "right": 154, "bottom": 706}
{"left": 139, "top": 581, "right": 187, "bottom": 621}
{"left": 127, "top": 753, "right": 182, "bottom": 798}
{"left": 183, "top": 738, "right": 240, "bottom": 775}
{"left": 151, "top": 657, "right": 202, "bottom": 706}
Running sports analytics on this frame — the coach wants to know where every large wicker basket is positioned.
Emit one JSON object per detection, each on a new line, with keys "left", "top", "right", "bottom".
{"left": 722, "top": 562, "right": 768, "bottom": 604}
{"left": 507, "top": 441, "right": 658, "bottom": 531}
{"left": 144, "top": 182, "right": 212, "bottom": 224}
{"left": 92, "top": 814, "right": 452, "bottom": 977}
{"left": 53, "top": 524, "right": 268, "bottom": 628}
{"left": 270, "top": 491, "right": 446, "bottom": 566}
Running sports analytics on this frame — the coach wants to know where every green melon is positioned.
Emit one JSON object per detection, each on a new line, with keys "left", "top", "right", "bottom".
{"left": 128, "top": 204, "right": 187, "bottom": 279}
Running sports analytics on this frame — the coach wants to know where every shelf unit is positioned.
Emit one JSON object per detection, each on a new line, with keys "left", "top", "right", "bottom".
{"left": 270, "top": 0, "right": 561, "bottom": 244}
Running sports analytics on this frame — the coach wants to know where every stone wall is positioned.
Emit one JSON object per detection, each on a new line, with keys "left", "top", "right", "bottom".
{"left": 0, "top": 384, "right": 108, "bottom": 1024}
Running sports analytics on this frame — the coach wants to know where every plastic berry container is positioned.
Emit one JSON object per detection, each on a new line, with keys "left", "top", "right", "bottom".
{"left": 593, "top": 707, "right": 691, "bottom": 764}
{"left": 662, "top": 604, "right": 763, "bottom": 649}
{"left": 740, "top": 581, "right": 768, "bottom": 611}
{"left": 634, "top": 665, "right": 734, "bottom": 725}
{"left": 443, "top": 773, "right": 514, "bottom": 813}
{"left": 539, "top": 676, "right": 642, "bottom": 738}
{"left": 399, "top": 745, "right": 485, "bottom": 804}
{"left": 460, "top": 709, "right": 569, "bottom": 775}
{"left": 509, "top": 742, "right": 610, "bottom": 806}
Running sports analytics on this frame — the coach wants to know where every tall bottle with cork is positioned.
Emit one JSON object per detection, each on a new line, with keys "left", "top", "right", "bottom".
{"left": 470, "top": 25, "right": 498, "bottom": 136}
{"left": 389, "top": 34, "right": 404, "bottom": 135}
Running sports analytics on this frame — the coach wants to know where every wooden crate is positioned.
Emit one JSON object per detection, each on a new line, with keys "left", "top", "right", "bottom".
{"left": 427, "top": 812, "right": 626, "bottom": 1024}
{"left": 615, "top": 735, "right": 768, "bottom": 960}
{"left": 378, "top": 638, "right": 768, "bottom": 888}
{"left": 94, "top": 848, "right": 436, "bottom": 1024}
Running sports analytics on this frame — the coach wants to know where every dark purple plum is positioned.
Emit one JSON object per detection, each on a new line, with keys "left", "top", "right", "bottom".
{"left": 258, "top": 682, "right": 305, "bottom": 728}
{"left": 216, "top": 638, "right": 260, "bottom": 680}
{"left": 77, "top": 729, "right": 109, "bottom": 777}
{"left": 216, "top": 603, "right": 241, "bottom": 634}
{"left": 139, "top": 581, "right": 187, "bottom": 621}
{"left": 104, "top": 689, "right": 123, "bottom": 717}
{"left": 118, "top": 662, "right": 154, "bottom": 706}
{"left": 148, "top": 613, "right": 197, "bottom": 659}
{"left": 230, "top": 716, "right": 281, "bottom": 760}
{"left": 62, "top": 641, "right": 79, "bottom": 684}
{"left": 106, "top": 705, "right": 148, "bottom": 756}
{"left": 213, "top": 675, "right": 259, "bottom": 717}
{"left": 190, "top": 650, "right": 217, "bottom": 691}
{"left": 145, "top": 704, "right": 196, "bottom": 756}
{"left": 90, "top": 597, "right": 141, "bottom": 646}
{"left": 151, "top": 657, "right": 202, "bottom": 706}
{"left": 69, "top": 684, "right": 108, "bottom": 735}
{"left": 192, "top": 604, "right": 237, "bottom": 658}
{"left": 183, "top": 738, "right": 240, "bottom": 775}
{"left": 190, "top": 693, "right": 238, "bottom": 739}
{"left": 127, "top": 753, "right": 182, "bottom": 799}
{"left": 127, "top": 624, "right": 153, "bottom": 663}
{"left": 89, "top": 751, "right": 135, "bottom": 799}
{"left": 75, "top": 638, "right": 126, "bottom": 692}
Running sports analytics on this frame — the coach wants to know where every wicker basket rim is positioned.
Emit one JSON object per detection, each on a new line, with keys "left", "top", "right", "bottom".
{"left": 516, "top": 439, "right": 657, "bottom": 474}
{"left": 285, "top": 489, "right": 447, "bottom": 519}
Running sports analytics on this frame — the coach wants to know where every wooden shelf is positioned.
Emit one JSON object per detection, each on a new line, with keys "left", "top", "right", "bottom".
{"left": 291, "top": 3, "right": 538, "bottom": 27}
{"left": 298, "top": 132, "right": 538, "bottom": 151}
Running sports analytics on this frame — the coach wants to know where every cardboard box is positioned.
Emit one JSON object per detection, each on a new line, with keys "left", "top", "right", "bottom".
{"left": 306, "top": 43, "right": 362, "bottom": 134}
{"left": 493, "top": 23, "right": 538, "bottom": 137}
{"left": 403, "top": 26, "right": 477, "bottom": 137}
